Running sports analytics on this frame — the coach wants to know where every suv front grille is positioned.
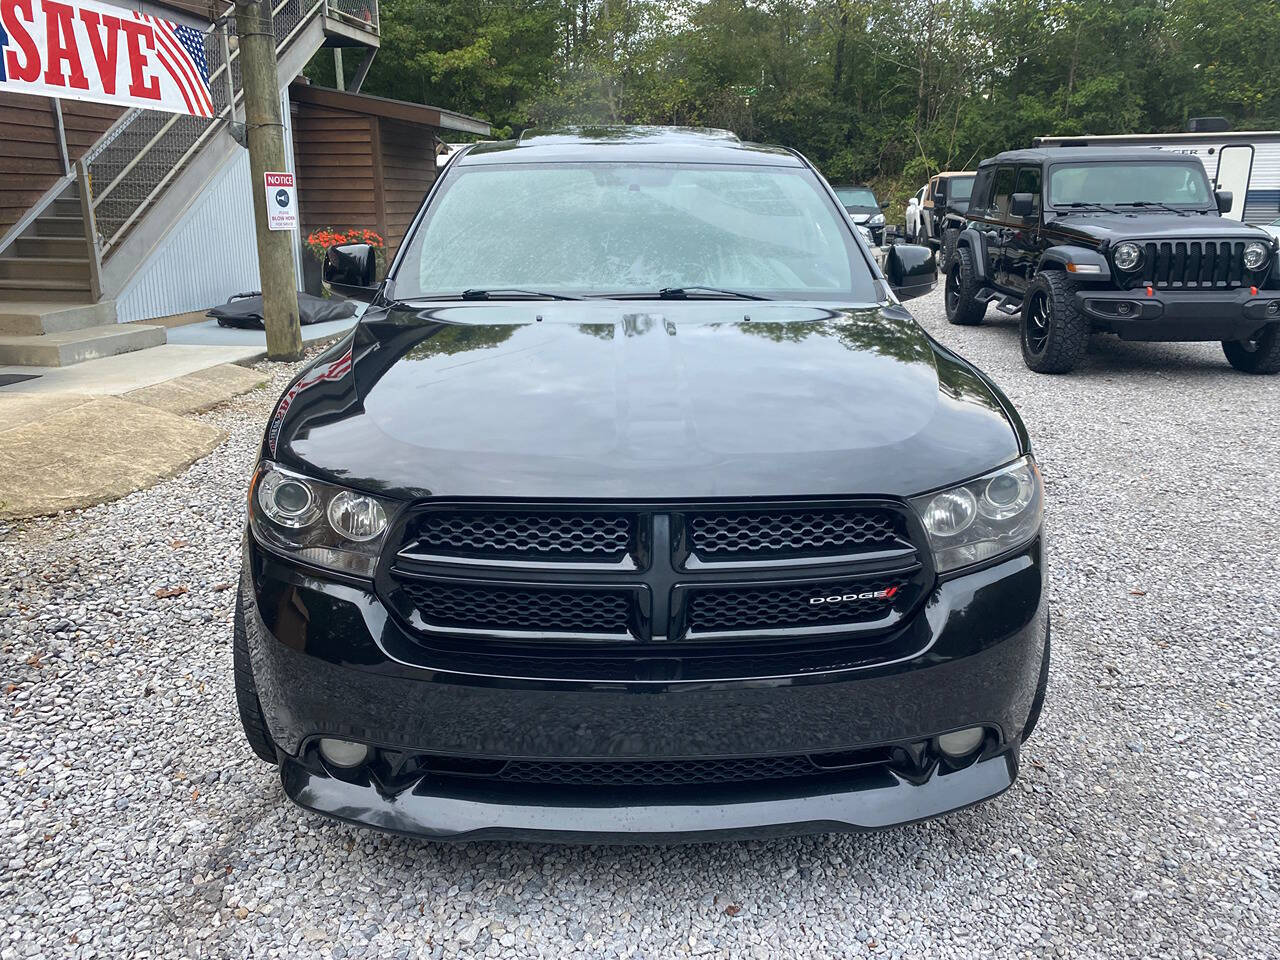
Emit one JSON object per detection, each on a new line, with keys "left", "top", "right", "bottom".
{"left": 1129, "top": 239, "right": 1262, "bottom": 290}
{"left": 687, "top": 508, "right": 901, "bottom": 560}
{"left": 686, "top": 578, "right": 906, "bottom": 634}
{"left": 405, "top": 511, "right": 633, "bottom": 562}
{"left": 384, "top": 500, "right": 930, "bottom": 675}
{"left": 399, "top": 579, "right": 633, "bottom": 636}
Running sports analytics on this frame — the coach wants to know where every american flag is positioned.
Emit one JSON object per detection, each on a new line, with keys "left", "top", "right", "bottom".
{"left": 134, "top": 12, "right": 214, "bottom": 118}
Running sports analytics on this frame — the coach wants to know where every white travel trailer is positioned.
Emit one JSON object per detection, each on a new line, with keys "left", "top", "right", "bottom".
{"left": 1033, "top": 131, "right": 1280, "bottom": 226}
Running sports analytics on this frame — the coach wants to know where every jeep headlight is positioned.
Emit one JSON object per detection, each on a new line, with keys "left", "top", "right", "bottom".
{"left": 869, "top": 213, "right": 885, "bottom": 226}
{"left": 911, "top": 457, "right": 1043, "bottom": 572}
{"left": 249, "top": 461, "right": 399, "bottom": 577}
{"left": 1112, "top": 242, "right": 1142, "bottom": 272}
{"left": 1243, "top": 241, "right": 1269, "bottom": 271}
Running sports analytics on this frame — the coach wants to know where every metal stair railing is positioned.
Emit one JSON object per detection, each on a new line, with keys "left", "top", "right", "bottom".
{"left": 81, "top": 0, "right": 329, "bottom": 258}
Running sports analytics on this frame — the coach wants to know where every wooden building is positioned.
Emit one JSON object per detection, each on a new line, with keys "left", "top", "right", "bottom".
{"left": 289, "top": 82, "right": 489, "bottom": 254}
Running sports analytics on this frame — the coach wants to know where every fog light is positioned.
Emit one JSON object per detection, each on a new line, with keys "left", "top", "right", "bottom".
{"left": 318, "top": 737, "right": 369, "bottom": 768}
{"left": 1116, "top": 301, "right": 1133, "bottom": 317}
{"left": 936, "top": 727, "right": 985, "bottom": 758}
{"left": 1268, "top": 301, "right": 1280, "bottom": 316}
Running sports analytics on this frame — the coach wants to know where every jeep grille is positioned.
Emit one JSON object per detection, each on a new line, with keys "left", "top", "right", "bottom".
{"left": 1124, "top": 239, "right": 1266, "bottom": 290}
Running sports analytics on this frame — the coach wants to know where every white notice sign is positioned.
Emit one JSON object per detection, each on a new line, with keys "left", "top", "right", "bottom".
{"left": 265, "top": 171, "right": 297, "bottom": 231}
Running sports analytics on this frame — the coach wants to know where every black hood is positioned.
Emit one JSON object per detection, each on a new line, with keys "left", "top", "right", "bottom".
{"left": 1046, "top": 211, "right": 1271, "bottom": 247}
{"left": 269, "top": 302, "right": 1024, "bottom": 502}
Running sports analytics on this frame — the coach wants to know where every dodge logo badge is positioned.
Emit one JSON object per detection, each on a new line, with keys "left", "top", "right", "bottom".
{"left": 809, "top": 586, "right": 899, "bottom": 605}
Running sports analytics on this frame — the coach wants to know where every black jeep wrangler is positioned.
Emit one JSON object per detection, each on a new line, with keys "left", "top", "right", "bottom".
{"left": 945, "top": 147, "right": 1280, "bottom": 374}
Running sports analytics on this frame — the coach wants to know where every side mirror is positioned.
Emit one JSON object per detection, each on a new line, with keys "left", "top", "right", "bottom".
{"left": 324, "top": 243, "right": 378, "bottom": 300}
{"left": 1010, "top": 192, "right": 1035, "bottom": 218}
{"left": 1215, "top": 189, "right": 1233, "bottom": 214}
{"left": 885, "top": 243, "right": 937, "bottom": 302}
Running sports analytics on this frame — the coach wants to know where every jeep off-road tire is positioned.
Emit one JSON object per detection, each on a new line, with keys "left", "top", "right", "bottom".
{"left": 944, "top": 246, "right": 986, "bottom": 326}
{"left": 938, "top": 228, "right": 958, "bottom": 272}
{"left": 1020, "top": 271, "right": 1090, "bottom": 373}
{"left": 1222, "top": 324, "right": 1280, "bottom": 374}
{"left": 234, "top": 588, "right": 278, "bottom": 764}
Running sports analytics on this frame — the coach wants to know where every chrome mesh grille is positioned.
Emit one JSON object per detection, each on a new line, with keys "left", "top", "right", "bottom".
{"left": 399, "top": 581, "right": 631, "bottom": 635}
{"left": 687, "top": 579, "right": 906, "bottom": 633}
{"left": 411, "top": 512, "right": 632, "bottom": 561}
{"left": 687, "top": 509, "right": 900, "bottom": 560}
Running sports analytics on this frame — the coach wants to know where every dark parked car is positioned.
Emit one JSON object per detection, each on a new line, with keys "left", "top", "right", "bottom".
{"left": 923, "top": 171, "right": 976, "bottom": 268}
{"left": 832, "top": 183, "right": 886, "bottom": 243}
{"left": 235, "top": 127, "right": 1048, "bottom": 842}
{"left": 946, "top": 147, "right": 1280, "bottom": 373}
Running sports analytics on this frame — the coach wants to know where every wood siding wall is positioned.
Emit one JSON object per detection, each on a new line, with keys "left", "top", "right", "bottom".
{"left": 0, "top": 94, "right": 121, "bottom": 237}
{"left": 378, "top": 119, "right": 437, "bottom": 252}
{"left": 291, "top": 100, "right": 438, "bottom": 255}
{"left": 292, "top": 103, "right": 380, "bottom": 239}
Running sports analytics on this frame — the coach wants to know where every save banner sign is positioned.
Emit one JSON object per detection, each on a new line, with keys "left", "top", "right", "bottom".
{"left": 0, "top": 0, "right": 214, "bottom": 117}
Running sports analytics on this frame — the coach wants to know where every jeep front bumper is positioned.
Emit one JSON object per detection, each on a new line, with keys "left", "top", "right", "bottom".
{"left": 1077, "top": 287, "right": 1280, "bottom": 341}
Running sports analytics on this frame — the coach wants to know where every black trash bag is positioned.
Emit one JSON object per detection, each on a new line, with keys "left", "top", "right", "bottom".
{"left": 208, "top": 292, "right": 357, "bottom": 329}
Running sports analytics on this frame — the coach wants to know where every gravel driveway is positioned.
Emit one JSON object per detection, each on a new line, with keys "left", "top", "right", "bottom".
{"left": 2, "top": 289, "right": 1277, "bottom": 960}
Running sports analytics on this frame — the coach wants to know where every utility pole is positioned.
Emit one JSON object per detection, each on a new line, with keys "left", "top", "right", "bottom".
{"left": 235, "top": 0, "right": 303, "bottom": 361}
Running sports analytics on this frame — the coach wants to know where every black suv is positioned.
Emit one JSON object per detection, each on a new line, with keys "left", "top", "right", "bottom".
{"left": 832, "top": 183, "right": 886, "bottom": 243}
{"left": 945, "top": 147, "right": 1280, "bottom": 373}
{"left": 234, "top": 127, "right": 1048, "bottom": 842}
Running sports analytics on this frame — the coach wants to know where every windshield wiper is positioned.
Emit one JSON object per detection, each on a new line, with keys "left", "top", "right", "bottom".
{"left": 1115, "top": 201, "right": 1190, "bottom": 216}
{"left": 1055, "top": 201, "right": 1120, "bottom": 214}
{"left": 460, "top": 288, "right": 583, "bottom": 301}
{"left": 656, "top": 285, "right": 770, "bottom": 301}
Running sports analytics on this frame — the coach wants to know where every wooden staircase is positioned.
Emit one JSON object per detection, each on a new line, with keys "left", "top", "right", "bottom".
{"left": 0, "top": 183, "right": 164, "bottom": 367}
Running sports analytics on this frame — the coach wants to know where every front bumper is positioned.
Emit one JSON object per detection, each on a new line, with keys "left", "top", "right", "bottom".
{"left": 1077, "top": 286, "right": 1280, "bottom": 341}
{"left": 243, "top": 538, "right": 1048, "bottom": 840}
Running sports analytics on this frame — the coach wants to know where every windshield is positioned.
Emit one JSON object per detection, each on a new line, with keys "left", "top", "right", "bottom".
{"left": 948, "top": 177, "right": 974, "bottom": 201}
{"left": 395, "top": 162, "right": 875, "bottom": 301}
{"left": 834, "top": 186, "right": 878, "bottom": 208}
{"left": 1048, "top": 161, "right": 1213, "bottom": 208}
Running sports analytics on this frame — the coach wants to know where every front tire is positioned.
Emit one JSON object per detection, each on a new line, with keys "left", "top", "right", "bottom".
{"left": 234, "top": 588, "right": 279, "bottom": 764}
{"left": 944, "top": 246, "right": 986, "bottom": 326}
{"left": 1222, "top": 324, "right": 1280, "bottom": 374}
{"left": 1020, "top": 272, "right": 1090, "bottom": 373}
{"left": 938, "top": 228, "right": 958, "bottom": 272}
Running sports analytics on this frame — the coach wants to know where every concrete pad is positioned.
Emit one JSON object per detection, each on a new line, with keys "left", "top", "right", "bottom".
{"left": 0, "top": 343, "right": 265, "bottom": 397}
{"left": 0, "top": 394, "right": 90, "bottom": 430}
{"left": 0, "top": 397, "right": 224, "bottom": 519}
{"left": 123, "top": 363, "right": 268, "bottom": 415}
{"left": 165, "top": 313, "right": 360, "bottom": 347}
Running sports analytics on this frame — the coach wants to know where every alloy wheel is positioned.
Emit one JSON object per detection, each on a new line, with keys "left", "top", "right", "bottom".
{"left": 1025, "top": 290, "right": 1051, "bottom": 355}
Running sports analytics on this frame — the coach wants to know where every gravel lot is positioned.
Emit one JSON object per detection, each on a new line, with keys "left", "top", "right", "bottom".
{"left": 2, "top": 289, "right": 1278, "bottom": 960}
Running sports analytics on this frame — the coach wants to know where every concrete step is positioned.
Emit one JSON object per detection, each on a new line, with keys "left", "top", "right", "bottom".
{"left": 0, "top": 323, "right": 166, "bottom": 367}
{"left": 0, "top": 257, "right": 91, "bottom": 282}
{"left": 0, "top": 300, "right": 117, "bottom": 336}
{"left": 13, "top": 236, "right": 87, "bottom": 258}
{"left": 0, "top": 277, "right": 93, "bottom": 302}
{"left": 33, "top": 216, "right": 84, "bottom": 238}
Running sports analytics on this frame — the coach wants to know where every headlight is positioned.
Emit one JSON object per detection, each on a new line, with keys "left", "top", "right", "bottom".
{"left": 249, "top": 461, "right": 399, "bottom": 577}
{"left": 869, "top": 213, "right": 885, "bottom": 226}
{"left": 1112, "top": 242, "right": 1142, "bottom": 272}
{"left": 910, "top": 457, "right": 1043, "bottom": 572}
{"left": 1243, "top": 241, "right": 1270, "bottom": 271}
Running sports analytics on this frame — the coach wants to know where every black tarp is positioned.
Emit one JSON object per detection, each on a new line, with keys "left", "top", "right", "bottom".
{"left": 208, "top": 292, "right": 357, "bottom": 329}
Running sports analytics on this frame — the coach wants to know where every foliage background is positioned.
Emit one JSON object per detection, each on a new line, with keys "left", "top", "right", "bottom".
{"left": 306, "top": 0, "right": 1280, "bottom": 212}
